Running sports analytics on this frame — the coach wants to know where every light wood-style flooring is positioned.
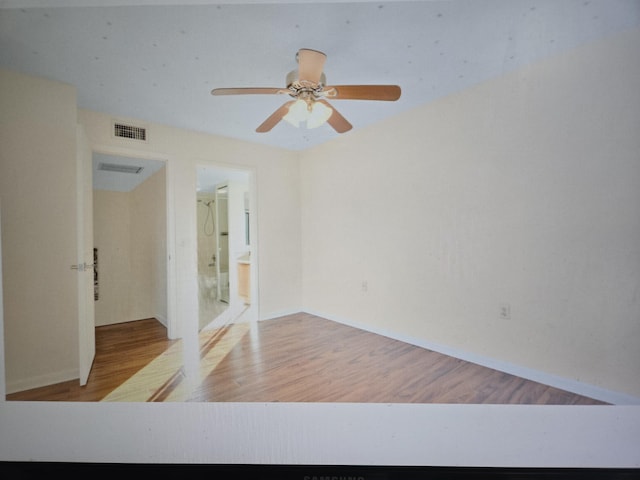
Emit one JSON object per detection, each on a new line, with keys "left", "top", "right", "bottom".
{"left": 6, "top": 312, "right": 608, "bottom": 404}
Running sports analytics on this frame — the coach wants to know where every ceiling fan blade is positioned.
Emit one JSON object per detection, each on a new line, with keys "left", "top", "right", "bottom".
{"left": 322, "top": 85, "right": 401, "bottom": 101}
{"left": 297, "top": 48, "right": 326, "bottom": 85}
{"left": 318, "top": 99, "right": 352, "bottom": 133}
{"left": 256, "top": 100, "right": 296, "bottom": 133}
{"left": 211, "top": 87, "right": 287, "bottom": 96}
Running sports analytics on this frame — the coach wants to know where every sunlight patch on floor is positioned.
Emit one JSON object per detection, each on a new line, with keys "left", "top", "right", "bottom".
{"left": 101, "top": 322, "right": 251, "bottom": 402}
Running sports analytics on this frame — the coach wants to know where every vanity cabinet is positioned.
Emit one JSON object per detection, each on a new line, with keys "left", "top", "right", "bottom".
{"left": 237, "top": 261, "right": 250, "bottom": 304}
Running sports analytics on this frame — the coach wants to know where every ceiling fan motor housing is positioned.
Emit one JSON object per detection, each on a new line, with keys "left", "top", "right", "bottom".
{"left": 286, "top": 69, "right": 326, "bottom": 95}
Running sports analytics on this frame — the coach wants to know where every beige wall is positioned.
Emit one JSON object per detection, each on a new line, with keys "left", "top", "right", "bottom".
{"left": 300, "top": 28, "right": 640, "bottom": 400}
{"left": 93, "top": 167, "right": 167, "bottom": 327}
{"left": 1, "top": 69, "right": 80, "bottom": 392}
{"left": 132, "top": 167, "right": 168, "bottom": 324}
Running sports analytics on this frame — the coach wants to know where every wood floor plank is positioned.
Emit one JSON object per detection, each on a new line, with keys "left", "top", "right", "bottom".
{"left": 6, "top": 313, "right": 608, "bottom": 405}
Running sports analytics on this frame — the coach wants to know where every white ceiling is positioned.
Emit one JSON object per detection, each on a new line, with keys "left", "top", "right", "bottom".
{"left": 93, "top": 153, "right": 165, "bottom": 192}
{"left": 2, "top": 0, "right": 639, "bottom": 155}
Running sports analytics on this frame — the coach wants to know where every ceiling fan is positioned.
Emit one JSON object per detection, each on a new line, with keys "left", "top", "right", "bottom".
{"left": 210, "top": 48, "right": 401, "bottom": 134}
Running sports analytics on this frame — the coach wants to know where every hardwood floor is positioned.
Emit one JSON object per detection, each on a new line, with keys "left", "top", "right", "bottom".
{"left": 6, "top": 313, "right": 608, "bottom": 404}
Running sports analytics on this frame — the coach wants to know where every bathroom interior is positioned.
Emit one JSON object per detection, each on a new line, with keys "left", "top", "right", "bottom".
{"left": 196, "top": 166, "right": 253, "bottom": 331}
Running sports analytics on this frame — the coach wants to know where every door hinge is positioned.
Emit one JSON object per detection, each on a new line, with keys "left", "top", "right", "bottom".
{"left": 70, "top": 262, "right": 95, "bottom": 272}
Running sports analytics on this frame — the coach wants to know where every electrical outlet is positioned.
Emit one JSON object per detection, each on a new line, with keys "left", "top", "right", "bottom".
{"left": 361, "top": 280, "right": 368, "bottom": 292}
{"left": 499, "top": 303, "right": 511, "bottom": 319}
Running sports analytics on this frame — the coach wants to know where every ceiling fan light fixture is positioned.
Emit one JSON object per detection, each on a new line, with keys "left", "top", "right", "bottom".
{"left": 307, "top": 100, "right": 332, "bottom": 129}
{"left": 283, "top": 99, "right": 307, "bottom": 127}
{"left": 283, "top": 99, "right": 332, "bottom": 129}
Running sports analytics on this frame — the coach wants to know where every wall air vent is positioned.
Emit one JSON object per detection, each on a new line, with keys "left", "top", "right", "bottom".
{"left": 113, "top": 122, "right": 147, "bottom": 141}
{"left": 98, "top": 162, "right": 144, "bottom": 174}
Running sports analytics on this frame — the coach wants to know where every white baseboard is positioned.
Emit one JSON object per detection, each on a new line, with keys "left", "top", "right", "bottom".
{"left": 303, "top": 309, "right": 640, "bottom": 406}
{"left": 259, "top": 307, "right": 302, "bottom": 322}
{"left": 154, "top": 314, "right": 167, "bottom": 327}
{"left": 5, "top": 368, "right": 79, "bottom": 395}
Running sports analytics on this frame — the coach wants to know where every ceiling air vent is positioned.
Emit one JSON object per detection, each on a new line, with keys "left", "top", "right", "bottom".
{"left": 113, "top": 122, "right": 147, "bottom": 141}
{"left": 98, "top": 162, "right": 144, "bottom": 174}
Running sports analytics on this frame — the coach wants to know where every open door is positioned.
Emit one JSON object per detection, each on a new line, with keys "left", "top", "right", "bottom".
{"left": 216, "top": 184, "right": 230, "bottom": 304}
{"left": 77, "top": 125, "right": 95, "bottom": 385}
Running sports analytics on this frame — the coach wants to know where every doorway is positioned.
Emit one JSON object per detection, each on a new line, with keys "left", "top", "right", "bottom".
{"left": 196, "top": 165, "right": 255, "bottom": 331}
{"left": 92, "top": 153, "right": 168, "bottom": 330}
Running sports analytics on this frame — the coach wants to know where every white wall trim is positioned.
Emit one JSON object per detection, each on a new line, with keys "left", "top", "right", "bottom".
{"left": 154, "top": 314, "right": 168, "bottom": 328}
{"left": 259, "top": 308, "right": 303, "bottom": 322}
{"left": 303, "top": 309, "right": 640, "bottom": 406}
{"left": 5, "top": 368, "right": 79, "bottom": 396}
